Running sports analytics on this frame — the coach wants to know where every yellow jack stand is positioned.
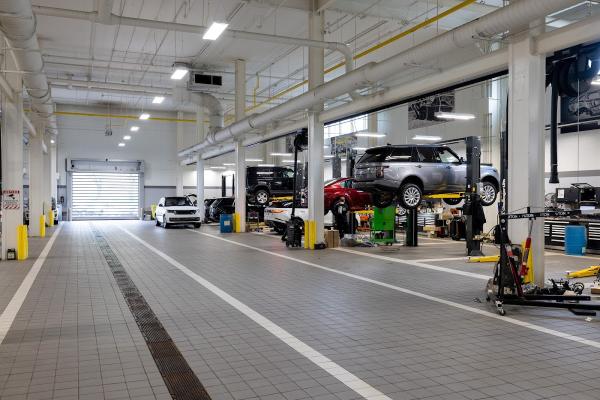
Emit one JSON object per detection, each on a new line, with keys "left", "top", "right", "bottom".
{"left": 467, "top": 255, "right": 500, "bottom": 263}
{"left": 567, "top": 266, "right": 600, "bottom": 279}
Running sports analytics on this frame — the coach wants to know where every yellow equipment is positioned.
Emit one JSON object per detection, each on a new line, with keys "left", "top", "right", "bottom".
{"left": 468, "top": 255, "right": 500, "bottom": 263}
{"left": 567, "top": 265, "right": 600, "bottom": 279}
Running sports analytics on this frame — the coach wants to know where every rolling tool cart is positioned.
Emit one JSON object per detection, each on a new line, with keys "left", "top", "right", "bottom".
{"left": 370, "top": 206, "right": 396, "bottom": 245}
{"left": 486, "top": 208, "right": 600, "bottom": 316}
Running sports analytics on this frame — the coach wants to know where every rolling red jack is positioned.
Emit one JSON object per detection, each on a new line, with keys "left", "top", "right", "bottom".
{"left": 486, "top": 208, "right": 600, "bottom": 316}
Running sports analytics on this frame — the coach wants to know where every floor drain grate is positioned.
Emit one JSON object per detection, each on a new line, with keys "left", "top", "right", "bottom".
{"left": 92, "top": 225, "right": 212, "bottom": 400}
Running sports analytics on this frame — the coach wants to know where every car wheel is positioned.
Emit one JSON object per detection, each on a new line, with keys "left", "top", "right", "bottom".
{"left": 443, "top": 197, "right": 462, "bottom": 206}
{"left": 373, "top": 192, "right": 395, "bottom": 208}
{"left": 194, "top": 223, "right": 201, "bottom": 228}
{"left": 480, "top": 181, "right": 498, "bottom": 206}
{"left": 155, "top": 217, "right": 160, "bottom": 226}
{"left": 255, "top": 189, "right": 270, "bottom": 205}
{"left": 163, "top": 216, "right": 169, "bottom": 229}
{"left": 398, "top": 183, "right": 422, "bottom": 209}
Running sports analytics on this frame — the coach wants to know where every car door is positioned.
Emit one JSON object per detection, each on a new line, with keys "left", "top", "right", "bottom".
{"left": 437, "top": 146, "right": 465, "bottom": 192}
{"left": 415, "top": 147, "right": 446, "bottom": 192}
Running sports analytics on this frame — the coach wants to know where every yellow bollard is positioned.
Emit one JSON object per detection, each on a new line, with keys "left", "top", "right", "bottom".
{"left": 17, "top": 225, "right": 28, "bottom": 260}
{"left": 47, "top": 210, "right": 55, "bottom": 227}
{"left": 151, "top": 204, "right": 157, "bottom": 219}
{"left": 233, "top": 213, "right": 241, "bottom": 232}
{"left": 39, "top": 215, "right": 46, "bottom": 238}
{"left": 309, "top": 220, "right": 316, "bottom": 250}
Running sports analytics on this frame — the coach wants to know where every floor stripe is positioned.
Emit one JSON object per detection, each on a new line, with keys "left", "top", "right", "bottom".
{"left": 93, "top": 225, "right": 211, "bottom": 400}
{"left": 119, "top": 226, "right": 392, "bottom": 400}
{"left": 334, "top": 247, "right": 490, "bottom": 280}
{"left": 413, "top": 257, "right": 470, "bottom": 262}
{"left": 190, "top": 229, "right": 600, "bottom": 351}
{"left": 0, "top": 226, "right": 62, "bottom": 345}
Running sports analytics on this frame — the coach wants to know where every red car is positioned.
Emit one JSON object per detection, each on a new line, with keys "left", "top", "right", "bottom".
{"left": 324, "top": 178, "right": 372, "bottom": 212}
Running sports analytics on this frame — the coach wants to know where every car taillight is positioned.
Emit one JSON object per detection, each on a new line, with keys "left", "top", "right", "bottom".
{"left": 375, "top": 166, "right": 388, "bottom": 178}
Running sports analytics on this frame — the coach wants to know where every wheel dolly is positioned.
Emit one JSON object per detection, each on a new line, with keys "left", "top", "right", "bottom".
{"left": 486, "top": 208, "right": 600, "bottom": 316}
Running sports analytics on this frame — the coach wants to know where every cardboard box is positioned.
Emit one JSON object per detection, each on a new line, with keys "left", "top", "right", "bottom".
{"left": 591, "top": 287, "right": 600, "bottom": 295}
{"left": 325, "top": 229, "right": 340, "bottom": 248}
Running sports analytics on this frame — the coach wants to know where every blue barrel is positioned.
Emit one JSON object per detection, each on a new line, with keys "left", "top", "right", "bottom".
{"left": 219, "top": 214, "right": 233, "bottom": 233}
{"left": 565, "top": 225, "right": 586, "bottom": 256}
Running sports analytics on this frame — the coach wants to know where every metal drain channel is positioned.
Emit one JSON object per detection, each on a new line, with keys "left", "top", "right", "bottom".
{"left": 92, "top": 226, "right": 211, "bottom": 400}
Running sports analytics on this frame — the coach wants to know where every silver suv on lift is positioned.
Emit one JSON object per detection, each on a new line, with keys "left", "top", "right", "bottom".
{"left": 353, "top": 144, "right": 500, "bottom": 209}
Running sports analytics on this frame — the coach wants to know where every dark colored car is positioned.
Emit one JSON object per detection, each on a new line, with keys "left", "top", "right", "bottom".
{"left": 323, "top": 178, "right": 372, "bottom": 212}
{"left": 247, "top": 166, "right": 295, "bottom": 205}
{"left": 203, "top": 198, "right": 217, "bottom": 222}
{"left": 353, "top": 144, "right": 499, "bottom": 209}
{"left": 208, "top": 197, "right": 235, "bottom": 222}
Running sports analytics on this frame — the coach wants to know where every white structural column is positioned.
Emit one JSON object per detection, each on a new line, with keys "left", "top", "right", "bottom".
{"left": 307, "top": 8, "right": 325, "bottom": 247}
{"left": 196, "top": 155, "right": 205, "bottom": 219}
{"left": 234, "top": 59, "right": 247, "bottom": 232}
{"left": 50, "top": 144, "right": 57, "bottom": 203}
{"left": 1, "top": 56, "right": 24, "bottom": 257}
{"left": 29, "top": 122, "right": 45, "bottom": 237}
{"left": 44, "top": 139, "right": 52, "bottom": 211}
{"left": 507, "top": 28, "right": 546, "bottom": 286}
{"left": 176, "top": 111, "right": 185, "bottom": 196}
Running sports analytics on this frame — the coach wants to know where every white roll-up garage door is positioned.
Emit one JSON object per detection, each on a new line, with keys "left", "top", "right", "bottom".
{"left": 72, "top": 172, "right": 140, "bottom": 220}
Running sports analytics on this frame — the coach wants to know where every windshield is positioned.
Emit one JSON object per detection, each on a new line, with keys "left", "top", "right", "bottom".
{"left": 324, "top": 179, "right": 338, "bottom": 187}
{"left": 357, "top": 148, "right": 391, "bottom": 163}
{"left": 437, "top": 147, "right": 461, "bottom": 163}
{"left": 165, "top": 197, "right": 192, "bottom": 207}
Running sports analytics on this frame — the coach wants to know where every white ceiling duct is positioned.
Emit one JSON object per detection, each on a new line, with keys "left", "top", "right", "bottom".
{"left": 0, "top": 0, "right": 57, "bottom": 135}
{"left": 179, "top": 0, "right": 581, "bottom": 158}
{"left": 190, "top": 92, "right": 224, "bottom": 135}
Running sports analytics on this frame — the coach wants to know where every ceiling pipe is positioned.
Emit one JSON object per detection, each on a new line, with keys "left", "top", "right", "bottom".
{"left": 179, "top": 0, "right": 579, "bottom": 158}
{"left": 32, "top": 4, "right": 356, "bottom": 82}
{"left": 197, "top": 10, "right": 600, "bottom": 161}
{"left": 0, "top": 0, "right": 58, "bottom": 135}
{"left": 190, "top": 92, "right": 224, "bottom": 134}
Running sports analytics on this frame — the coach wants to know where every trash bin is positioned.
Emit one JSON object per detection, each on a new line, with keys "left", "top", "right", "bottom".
{"left": 565, "top": 225, "right": 586, "bottom": 255}
{"left": 220, "top": 214, "right": 233, "bottom": 233}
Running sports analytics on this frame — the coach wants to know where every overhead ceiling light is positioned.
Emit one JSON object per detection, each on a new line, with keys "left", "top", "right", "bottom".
{"left": 355, "top": 132, "right": 386, "bottom": 138}
{"left": 282, "top": 160, "right": 301, "bottom": 163}
{"left": 245, "top": 158, "right": 263, "bottom": 162}
{"left": 324, "top": 155, "right": 334, "bottom": 159}
{"left": 50, "top": 139, "right": 55, "bottom": 144}
{"left": 258, "top": 164, "right": 275, "bottom": 167}
{"left": 130, "top": 126, "right": 139, "bottom": 132}
{"left": 434, "top": 112, "right": 475, "bottom": 120}
{"left": 139, "top": 113, "right": 150, "bottom": 120}
{"left": 203, "top": 22, "right": 229, "bottom": 40}
{"left": 340, "top": 158, "right": 347, "bottom": 161}
{"left": 118, "top": 142, "right": 125, "bottom": 147}
{"left": 152, "top": 96, "right": 165, "bottom": 104}
{"left": 123, "top": 135, "right": 131, "bottom": 140}
{"left": 353, "top": 147, "right": 368, "bottom": 151}
{"left": 210, "top": 166, "right": 226, "bottom": 170}
{"left": 412, "top": 135, "right": 442, "bottom": 141}
{"left": 170, "top": 63, "right": 189, "bottom": 80}
{"left": 270, "top": 152, "right": 293, "bottom": 156}
{"left": 223, "top": 163, "right": 235, "bottom": 166}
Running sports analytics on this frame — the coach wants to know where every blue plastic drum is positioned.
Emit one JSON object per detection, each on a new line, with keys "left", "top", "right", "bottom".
{"left": 564, "top": 225, "right": 586, "bottom": 256}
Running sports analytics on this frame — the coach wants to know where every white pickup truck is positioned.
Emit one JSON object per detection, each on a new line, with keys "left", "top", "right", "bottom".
{"left": 264, "top": 206, "right": 358, "bottom": 234}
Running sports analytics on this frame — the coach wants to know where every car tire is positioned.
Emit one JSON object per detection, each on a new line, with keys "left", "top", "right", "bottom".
{"left": 155, "top": 218, "right": 160, "bottom": 226}
{"left": 254, "top": 189, "right": 270, "bottom": 205}
{"left": 480, "top": 181, "right": 498, "bottom": 206}
{"left": 194, "top": 223, "right": 201, "bottom": 228}
{"left": 398, "top": 183, "right": 422, "bottom": 209}
{"left": 443, "top": 197, "right": 462, "bottom": 206}
{"left": 373, "top": 192, "right": 395, "bottom": 208}
{"left": 163, "top": 216, "right": 169, "bottom": 229}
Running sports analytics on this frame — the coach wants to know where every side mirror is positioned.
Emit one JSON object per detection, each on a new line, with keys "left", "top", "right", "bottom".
{"left": 459, "top": 157, "right": 464, "bottom": 164}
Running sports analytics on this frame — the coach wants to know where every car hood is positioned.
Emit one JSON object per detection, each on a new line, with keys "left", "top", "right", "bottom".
{"left": 166, "top": 206, "right": 198, "bottom": 211}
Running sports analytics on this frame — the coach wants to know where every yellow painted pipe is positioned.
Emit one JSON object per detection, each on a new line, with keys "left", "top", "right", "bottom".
{"left": 54, "top": 111, "right": 198, "bottom": 123}
{"left": 17, "top": 225, "right": 28, "bottom": 260}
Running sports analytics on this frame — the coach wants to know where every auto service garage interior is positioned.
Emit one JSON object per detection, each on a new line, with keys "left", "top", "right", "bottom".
{"left": 3, "top": 0, "right": 600, "bottom": 399}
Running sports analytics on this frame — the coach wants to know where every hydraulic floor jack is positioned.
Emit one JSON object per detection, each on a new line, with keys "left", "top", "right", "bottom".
{"left": 486, "top": 209, "right": 600, "bottom": 316}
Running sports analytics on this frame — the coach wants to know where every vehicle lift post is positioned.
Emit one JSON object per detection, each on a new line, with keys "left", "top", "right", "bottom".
{"left": 405, "top": 209, "right": 418, "bottom": 247}
{"left": 464, "top": 136, "right": 484, "bottom": 256}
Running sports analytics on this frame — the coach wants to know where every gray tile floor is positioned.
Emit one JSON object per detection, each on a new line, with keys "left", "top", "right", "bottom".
{"left": 2, "top": 221, "right": 600, "bottom": 400}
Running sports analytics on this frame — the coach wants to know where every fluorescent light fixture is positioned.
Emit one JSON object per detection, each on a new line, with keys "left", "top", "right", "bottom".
{"left": 245, "top": 158, "right": 263, "bottom": 162}
{"left": 210, "top": 166, "right": 226, "bottom": 170}
{"left": 203, "top": 22, "right": 229, "bottom": 40}
{"left": 139, "top": 113, "right": 150, "bottom": 120}
{"left": 282, "top": 160, "right": 301, "bottom": 163}
{"left": 434, "top": 111, "right": 475, "bottom": 120}
{"left": 258, "top": 164, "right": 275, "bottom": 167}
{"left": 324, "top": 155, "right": 334, "bottom": 159}
{"left": 223, "top": 163, "right": 235, "bottom": 166}
{"left": 355, "top": 131, "right": 386, "bottom": 138}
{"left": 123, "top": 135, "right": 132, "bottom": 141}
{"left": 269, "top": 152, "right": 293, "bottom": 157}
{"left": 353, "top": 147, "right": 368, "bottom": 151}
{"left": 412, "top": 135, "right": 442, "bottom": 141}
{"left": 323, "top": 145, "right": 329, "bottom": 148}
{"left": 152, "top": 96, "right": 165, "bottom": 104}
{"left": 170, "top": 63, "right": 189, "bottom": 80}
{"left": 130, "top": 126, "right": 139, "bottom": 132}
{"left": 118, "top": 142, "right": 125, "bottom": 147}
{"left": 50, "top": 139, "right": 55, "bottom": 144}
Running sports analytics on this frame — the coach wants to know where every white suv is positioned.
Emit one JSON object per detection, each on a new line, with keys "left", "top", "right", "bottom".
{"left": 155, "top": 196, "right": 201, "bottom": 228}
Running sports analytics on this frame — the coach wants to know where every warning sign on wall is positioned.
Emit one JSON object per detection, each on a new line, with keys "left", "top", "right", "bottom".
{"left": 2, "top": 189, "right": 21, "bottom": 210}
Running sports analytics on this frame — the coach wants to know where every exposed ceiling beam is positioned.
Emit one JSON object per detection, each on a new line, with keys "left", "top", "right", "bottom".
{"left": 317, "top": 0, "right": 337, "bottom": 13}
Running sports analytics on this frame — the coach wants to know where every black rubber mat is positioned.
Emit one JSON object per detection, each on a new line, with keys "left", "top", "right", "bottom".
{"left": 92, "top": 226, "right": 212, "bottom": 400}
